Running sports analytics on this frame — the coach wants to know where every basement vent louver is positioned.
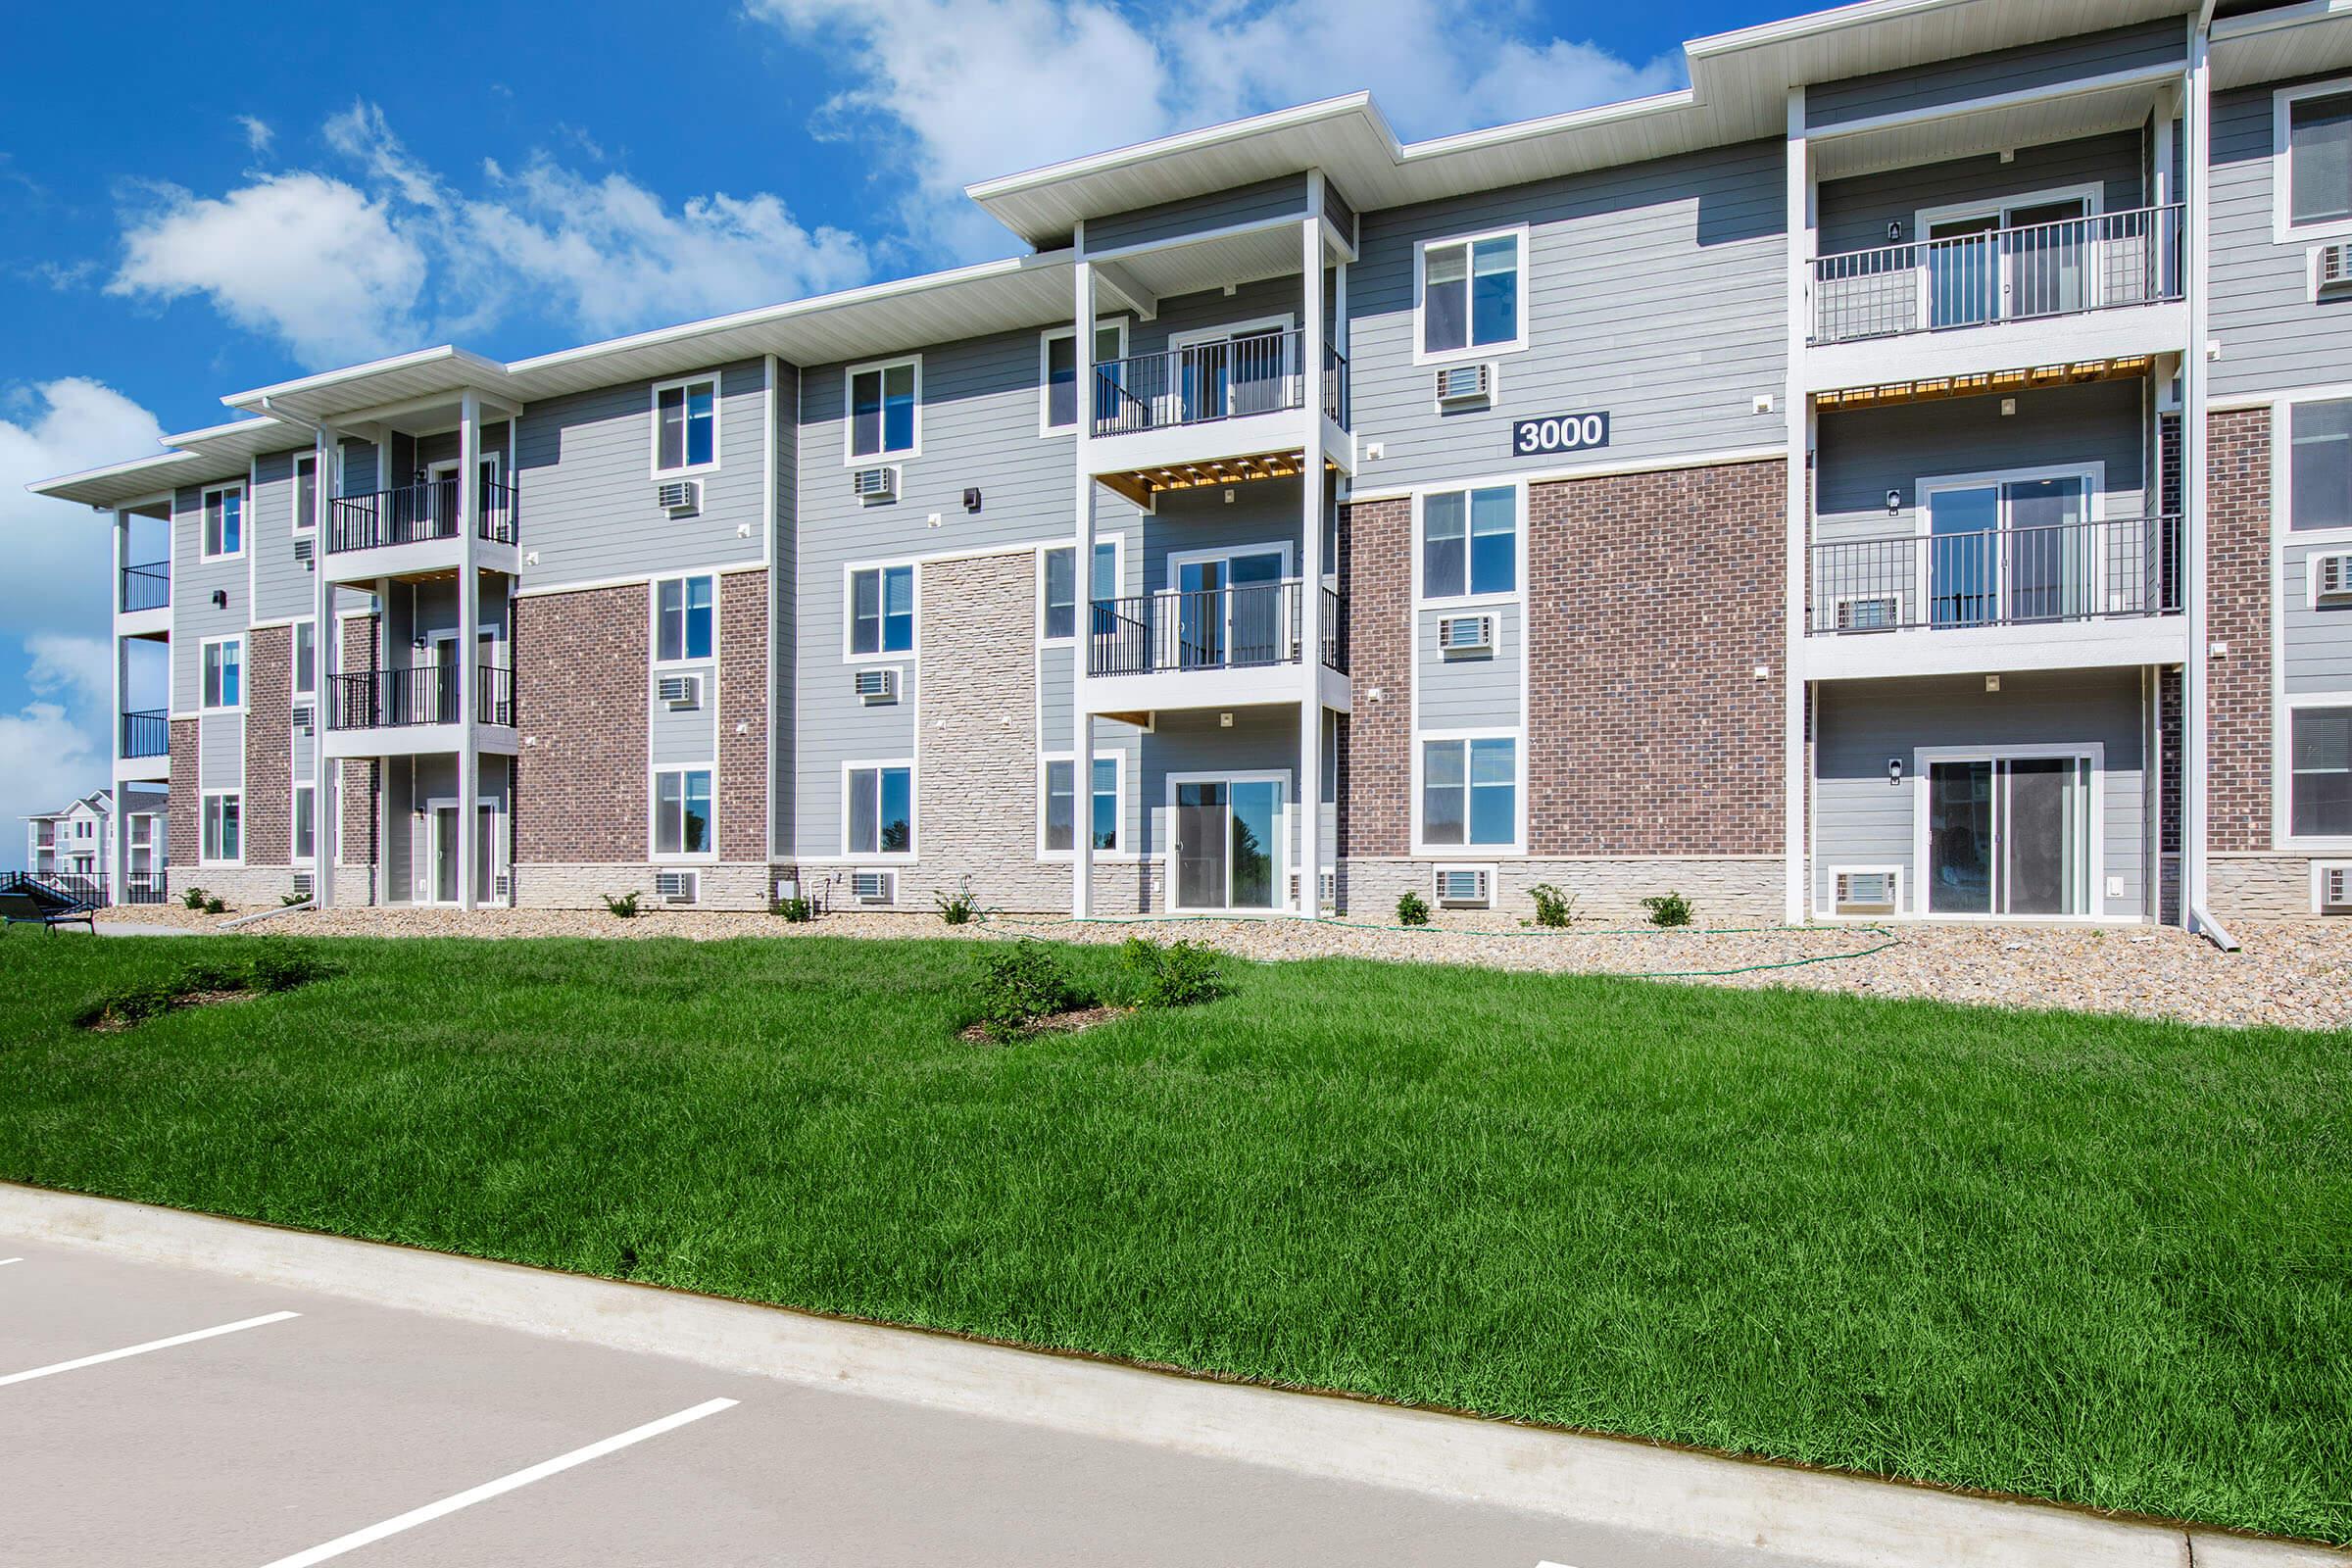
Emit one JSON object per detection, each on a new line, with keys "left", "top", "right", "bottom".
{"left": 655, "top": 869, "right": 700, "bottom": 906}
{"left": 2322, "top": 864, "right": 2352, "bottom": 913}
{"left": 1432, "top": 866, "right": 1491, "bottom": 907}
{"left": 1834, "top": 868, "right": 1901, "bottom": 915}
{"left": 291, "top": 871, "right": 315, "bottom": 902}
{"left": 852, "top": 869, "right": 896, "bottom": 904}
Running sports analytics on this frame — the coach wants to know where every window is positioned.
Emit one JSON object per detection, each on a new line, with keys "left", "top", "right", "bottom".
{"left": 1043, "top": 757, "right": 1120, "bottom": 855}
{"left": 1041, "top": 542, "right": 1119, "bottom": 640}
{"left": 1418, "top": 230, "right": 1523, "bottom": 359}
{"left": 1421, "top": 736, "right": 1518, "bottom": 848}
{"left": 1421, "top": 485, "right": 1517, "bottom": 599}
{"left": 2292, "top": 399, "right": 2352, "bottom": 532}
{"left": 293, "top": 453, "right": 318, "bottom": 531}
{"left": 292, "top": 783, "right": 316, "bottom": 864}
{"left": 653, "top": 376, "right": 718, "bottom": 474}
{"left": 850, "top": 564, "right": 915, "bottom": 656}
{"left": 847, "top": 764, "right": 913, "bottom": 857}
{"left": 2288, "top": 88, "right": 2352, "bottom": 231}
{"left": 657, "top": 575, "right": 714, "bottom": 662}
{"left": 2293, "top": 708, "right": 2352, "bottom": 837}
{"left": 203, "top": 793, "right": 242, "bottom": 863}
{"left": 293, "top": 620, "right": 317, "bottom": 698}
{"left": 848, "top": 359, "right": 919, "bottom": 460}
{"left": 653, "top": 767, "right": 714, "bottom": 857}
{"left": 202, "top": 637, "right": 243, "bottom": 711}
{"left": 1042, "top": 324, "right": 1127, "bottom": 431}
{"left": 202, "top": 485, "right": 243, "bottom": 560}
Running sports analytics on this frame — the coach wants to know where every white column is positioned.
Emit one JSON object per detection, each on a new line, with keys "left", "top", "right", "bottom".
{"left": 457, "top": 392, "right": 481, "bottom": 911}
{"left": 1781, "top": 87, "right": 1813, "bottom": 926}
{"left": 110, "top": 510, "right": 128, "bottom": 906}
{"left": 312, "top": 427, "right": 336, "bottom": 910}
{"left": 2182, "top": 31, "right": 2213, "bottom": 931}
{"left": 1297, "top": 206, "right": 1327, "bottom": 920}
{"left": 1072, "top": 254, "right": 1097, "bottom": 920}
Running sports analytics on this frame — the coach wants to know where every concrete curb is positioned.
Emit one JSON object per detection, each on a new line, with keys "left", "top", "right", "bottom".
{"left": 0, "top": 1183, "right": 2337, "bottom": 1568}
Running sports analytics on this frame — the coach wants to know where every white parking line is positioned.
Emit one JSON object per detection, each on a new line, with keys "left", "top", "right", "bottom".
{"left": 0, "top": 1257, "right": 23, "bottom": 1266}
{"left": 0, "top": 1311, "right": 299, "bottom": 1388}
{"left": 256, "top": 1396, "right": 738, "bottom": 1567}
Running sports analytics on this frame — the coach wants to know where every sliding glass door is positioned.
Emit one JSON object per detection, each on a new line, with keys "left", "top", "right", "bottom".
{"left": 1924, "top": 474, "right": 2093, "bottom": 627}
{"left": 1924, "top": 754, "right": 2093, "bottom": 916}
{"left": 1170, "top": 776, "right": 1287, "bottom": 911}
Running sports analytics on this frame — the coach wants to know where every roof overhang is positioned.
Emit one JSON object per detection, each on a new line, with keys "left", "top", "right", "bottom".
{"left": 2212, "top": 0, "right": 2352, "bottom": 91}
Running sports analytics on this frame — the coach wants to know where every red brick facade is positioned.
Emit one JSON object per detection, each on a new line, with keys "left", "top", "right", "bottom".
{"left": 2207, "top": 408, "right": 2272, "bottom": 853}
{"left": 1337, "top": 497, "right": 1411, "bottom": 856}
{"left": 718, "top": 569, "right": 769, "bottom": 862}
{"left": 243, "top": 624, "right": 291, "bottom": 865}
{"left": 168, "top": 718, "right": 200, "bottom": 868}
{"left": 514, "top": 582, "right": 650, "bottom": 863}
{"left": 338, "top": 613, "right": 379, "bottom": 874}
{"left": 1525, "top": 459, "right": 1787, "bottom": 855}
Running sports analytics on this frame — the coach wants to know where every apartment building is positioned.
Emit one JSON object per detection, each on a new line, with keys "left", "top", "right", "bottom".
{"left": 21, "top": 788, "right": 168, "bottom": 903}
{"left": 30, "top": 0, "right": 2352, "bottom": 930}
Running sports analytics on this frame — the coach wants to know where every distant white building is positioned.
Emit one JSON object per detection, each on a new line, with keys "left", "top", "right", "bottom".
{"left": 23, "top": 787, "right": 168, "bottom": 903}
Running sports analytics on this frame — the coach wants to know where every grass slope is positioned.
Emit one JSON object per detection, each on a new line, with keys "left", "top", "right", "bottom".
{"left": 0, "top": 929, "right": 2345, "bottom": 1541}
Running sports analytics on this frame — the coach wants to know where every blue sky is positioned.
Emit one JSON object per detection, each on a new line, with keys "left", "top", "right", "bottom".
{"left": 0, "top": 0, "right": 1784, "bottom": 858}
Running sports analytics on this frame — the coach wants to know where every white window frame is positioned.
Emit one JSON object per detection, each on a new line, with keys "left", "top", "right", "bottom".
{"left": 1412, "top": 223, "right": 1530, "bottom": 367}
{"left": 200, "top": 482, "right": 245, "bottom": 563}
{"left": 2279, "top": 693, "right": 2352, "bottom": 852}
{"left": 1908, "top": 743, "right": 2106, "bottom": 921}
{"left": 649, "top": 372, "right": 723, "bottom": 478}
{"left": 291, "top": 452, "right": 318, "bottom": 532}
{"left": 291, "top": 617, "right": 318, "bottom": 700}
{"left": 1161, "top": 767, "right": 1296, "bottom": 914}
{"left": 291, "top": 780, "right": 317, "bottom": 868}
{"left": 199, "top": 634, "right": 246, "bottom": 714}
{"left": 1912, "top": 184, "right": 2107, "bottom": 318}
{"left": 651, "top": 572, "right": 717, "bottom": 666}
{"left": 841, "top": 759, "right": 917, "bottom": 862}
{"left": 1038, "top": 537, "right": 1124, "bottom": 645}
{"left": 843, "top": 355, "right": 922, "bottom": 465}
{"left": 2279, "top": 390, "right": 2352, "bottom": 543}
{"left": 1038, "top": 750, "right": 1128, "bottom": 860}
{"left": 648, "top": 763, "right": 719, "bottom": 864}
{"left": 2274, "top": 76, "right": 2352, "bottom": 244}
{"left": 1411, "top": 479, "right": 1527, "bottom": 609}
{"left": 1038, "top": 320, "right": 1129, "bottom": 437}
{"left": 843, "top": 560, "right": 918, "bottom": 663}
{"left": 1411, "top": 728, "right": 1527, "bottom": 858}
{"left": 201, "top": 790, "right": 243, "bottom": 868}
{"left": 1913, "top": 462, "right": 2108, "bottom": 615}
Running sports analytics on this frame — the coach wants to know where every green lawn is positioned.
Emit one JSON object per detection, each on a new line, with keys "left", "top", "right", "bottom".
{"left": 1, "top": 929, "right": 2346, "bottom": 1542}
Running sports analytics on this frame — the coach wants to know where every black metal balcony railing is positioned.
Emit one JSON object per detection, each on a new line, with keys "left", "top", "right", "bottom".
{"left": 1088, "top": 581, "right": 1348, "bottom": 677}
{"left": 327, "top": 478, "right": 517, "bottom": 554}
{"left": 1093, "top": 328, "right": 1348, "bottom": 438}
{"left": 120, "top": 562, "right": 170, "bottom": 613}
{"left": 1807, "top": 514, "right": 2180, "bottom": 634}
{"left": 1811, "top": 203, "right": 2183, "bottom": 345}
{"left": 330, "top": 665, "right": 515, "bottom": 729}
{"left": 121, "top": 870, "right": 168, "bottom": 906}
{"left": 120, "top": 710, "right": 169, "bottom": 759}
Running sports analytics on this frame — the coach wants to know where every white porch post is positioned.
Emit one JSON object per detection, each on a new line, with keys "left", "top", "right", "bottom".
{"left": 2182, "top": 24, "right": 2213, "bottom": 932}
{"left": 312, "top": 426, "right": 336, "bottom": 910}
{"left": 457, "top": 390, "right": 481, "bottom": 912}
{"left": 110, "top": 509, "right": 128, "bottom": 906}
{"left": 1782, "top": 87, "right": 1813, "bottom": 925}
{"left": 1072, "top": 249, "right": 1098, "bottom": 920}
{"left": 1298, "top": 196, "right": 1327, "bottom": 921}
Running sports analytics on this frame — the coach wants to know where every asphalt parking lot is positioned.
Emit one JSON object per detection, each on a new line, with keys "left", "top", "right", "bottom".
{"left": 0, "top": 1241, "right": 1797, "bottom": 1567}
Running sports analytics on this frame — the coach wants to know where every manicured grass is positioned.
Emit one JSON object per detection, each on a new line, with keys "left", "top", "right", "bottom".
{"left": 0, "top": 929, "right": 2345, "bottom": 1541}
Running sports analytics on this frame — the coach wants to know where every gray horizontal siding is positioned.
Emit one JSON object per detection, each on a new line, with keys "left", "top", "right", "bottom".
{"left": 1088, "top": 174, "right": 1308, "bottom": 254}
{"left": 649, "top": 661, "right": 718, "bottom": 765}
{"left": 199, "top": 713, "right": 242, "bottom": 793}
{"left": 1348, "top": 138, "right": 1788, "bottom": 492}
{"left": 2283, "top": 545, "right": 2352, "bottom": 693}
{"left": 515, "top": 361, "right": 767, "bottom": 589}
{"left": 1137, "top": 707, "right": 1300, "bottom": 865}
{"left": 171, "top": 482, "right": 252, "bottom": 714}
{"left": 1817, "top": 131, "right": 2147, "bottom": 258}
{"left": 1806, "top": 19, "right": 2184, "bottom": 128}
{"left": 1416, "top": 602, "right": 1523, "bottom": 729}
{"left": 2209, "top": 78, "right": 2352, "bottom": 398}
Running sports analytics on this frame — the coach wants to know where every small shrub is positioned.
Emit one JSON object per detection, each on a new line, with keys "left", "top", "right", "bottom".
{"left": 1528, "top": 883, "right": 1576, "bottom": 929}
{"left": 771, "top": 895, "right": 815, "bottom": 922}
{"left": 1396, "top": 891, "right": 1431, "bottom": 927}
{"left": 177, "top": 958, "right": 248, "bottom": 995}
{"left": 79, "top": 978, "right": 180, "bottom": 1029}
{"left": 203, "top": 897, "right": 226, "bottom": 915}
{"left": 1125, "top": 937, "right": 1228, "bottom": 1009}
{"left": 602, "top": 891, "right": 642, "bottom": 919}
{"left": 935, "top": 879, "right": 981, "bottom": 925}
{"left": 1642, "top": 891, "right": 1693, "bottom": 928}
{"left": 180, "top": 886, "right": 209, "bottom": 910}
{"left": 969, "top": 940, "right": 1072, "bottom": 1042}
{"left": 251, "top": 945, "right": 326, "bottom": 994}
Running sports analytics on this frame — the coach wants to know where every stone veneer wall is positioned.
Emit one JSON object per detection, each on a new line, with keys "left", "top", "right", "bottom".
{"left": 1338, "top": 857, "right": 1782, "bottom": 923}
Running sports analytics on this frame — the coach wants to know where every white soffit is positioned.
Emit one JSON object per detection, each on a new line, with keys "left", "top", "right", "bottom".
{"left": 1811, "top": 79, "right": 2168, "bottom": 180}
{"left": 2213, "top": 1, "right": 2352, "bottom": 90}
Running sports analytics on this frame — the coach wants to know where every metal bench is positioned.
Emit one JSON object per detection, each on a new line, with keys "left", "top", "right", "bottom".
{"left": 0, "top": 875, "right": 98, "bottom": 933}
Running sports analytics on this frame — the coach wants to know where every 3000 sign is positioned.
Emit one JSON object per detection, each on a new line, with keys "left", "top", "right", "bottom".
{"left": 1511, "top": 413, "right": 1610, "bottom": 456}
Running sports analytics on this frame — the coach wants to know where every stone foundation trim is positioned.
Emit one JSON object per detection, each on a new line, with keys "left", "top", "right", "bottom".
{"left": 514, "top": 862, "right": 774, "bottom": 911}
{"left": 1339, "top": 857, "right": 1787, "bottom": 923}
{"left": 2210, "top": 853, "right": 2352, "bottom": 919}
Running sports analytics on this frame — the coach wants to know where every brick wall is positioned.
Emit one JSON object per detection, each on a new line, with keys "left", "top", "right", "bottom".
{"left": 337, "top": 613, "right": 378, "bottom": 894}
{"left": 1338, "top": 497, "right": 1410, "bottom": 857}
{"left": 167, "top": 719, "right": 199, "bottom": 871}
{"left": 718, "top": 568, "right": 768, "bottom": 862}
{"left": 243, "top": 624, "right": 290, "bottom": 866}
{"left": 514, "top": 582, "right": 648, "bottom": 864}
{"left": 1526, "top": 459, "right": 1786, "bottom": 855}
{"left": 2207, "top": 408, "right": 2272, "bottom": 853}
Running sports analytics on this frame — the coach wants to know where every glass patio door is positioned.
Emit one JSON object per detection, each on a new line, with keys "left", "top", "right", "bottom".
{"left": 1925, "top": 196, "right": 2089, "bottom": 327}
{"left": 1171, "top": 777, "right": 1287, "bottom": 910}
{"left": 1174, "top": 325, "right": 1293, "bottom": 422}
{"left": 1925, "top": 756, "right": 2090, "bottom": 916}
{"left": 1926, "top": 476, "right": 2091, "bottom": 627}
{"left": 430, "top": 804, "right": 460, "bottom": 905}
{"left": 1173, "top": 550, "right": 1286, "bottom": 668}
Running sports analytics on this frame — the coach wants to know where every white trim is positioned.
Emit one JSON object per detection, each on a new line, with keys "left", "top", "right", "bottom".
{"left": 843, "top": 355, "right": 922, "bottom": 465}
{"left": 649, "top": 371, "right": 723, "bottom": 479}
{"left": 1037, "top": 750, "right": 1130, "bottom": 861}
{"left": 1913, "top": 181, "right": 2103, "bottom": 239}
{"left": 1409, "top": 477, "right": 1527, "bottom": 610}
{"left": 2275, "top": 385, "right": 2352, "bottom": 542}
{"left": 840, "top": 758, "right": 917, "bottom": 862}
{"left": 1166, "top": 314, "right": 1296, "bottom": 354}
{"left": 842, "top": 559, "right": 920, "bottom": 663}
{"left": 1409, "top": 727, "right": 1528, "bottom": 858}
{"left": 2272, "top": 75, "right": 2352, "bottom": 245}
{"left": 199, "top": 481, "right": 245, "bottom": 563}
{"left": 290, "top": 616, "right": 318, "bottom": 700}
{"left": 1038, "top": 319, "right": 1128, "bottom": 436}
{"left": 1163, "top": 767, "right": 1294, "bottom": 913}
{"left": 1411, "top": 223, "right": 1530, "bottom": 367}
{"left": 649, "top": 570, "right": 718, "bottom": 667}
{"left": 291, "top": 779, "right": 318, "bottom": 869}
{"left": 1035, "top": 536, "right": 1123, "bottom": 645}
{"left": 291, "top": 451, "right": 318, "bottom": 532}
{"left": 200, "top": 788, "right": 244, "bottom": 868}
{"left": 1908, "top": 744, "right": 2106, "bottom": 920}
{"left": 647, "top": 762, "right": 719, "bottom": 865}
{"left": 198, "top": 633, "right": 246, "bottom": 715}
{"left": 2278, "top": 692, "right": 2352, "bottom": 853}
{"left": 1912, "top": 461, "right": 2107, "bottom": 618}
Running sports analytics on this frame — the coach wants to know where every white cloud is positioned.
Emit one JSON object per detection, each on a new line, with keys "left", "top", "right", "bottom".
{"left": 750, "top": 0, "right": 1683, "bottom": 258}
{"left": 0, "top": 700, "right": 108, "bottom": 859}
{"left": 26, "top": 633, "right": 114, "bottom": 714}
{"left": 235, "top": 115, "right": 274, "bottom": 157}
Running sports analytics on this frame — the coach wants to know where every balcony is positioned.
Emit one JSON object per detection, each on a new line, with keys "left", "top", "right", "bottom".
{"left": 1807, "top": 206, "right": 2185, "bottom": 391}
{"left": 120, "top": 710, "right": 168, "bottom": 760}
{"left": 1085, "top": 580, "right": 1348, "bottom": 716}
{"left": 1804, "top": 514, "right": 2186, "bottom": 678}
{"left": 324, "top": 665, "right": 516, "bottom": 757}
{"left": 324, "top": 478, "right": 518, "bottom": 576}
{"left": 119, "top": 562, "right": 170, "bottom": 614}
{"left": 1088, "top": 329, "right": 1351, "bottom": 506}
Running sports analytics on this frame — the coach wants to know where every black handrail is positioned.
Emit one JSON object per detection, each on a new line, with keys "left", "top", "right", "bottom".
{"left": 120, "top": 562, "right": 170, "bottom": 612}
{"left": 120, "top": 710, "right": 168, "bottom": 759}
{"left": 1807, "top": 514, "right": 2181, "bottom": 634}
{"left": 1087, "top": 581, "right": 1349, "bottom": 676}
{"left": 476, "top": 664, "right": 514, "bottom": 726}
{"left": 1092, "top": 328, "right": 1348, "bottom": 437}
{"left": 329, "top": 479, "right": 460, "bottom": 554}
{"left": 331, "top": 666, "right": 514, "bottom": 728}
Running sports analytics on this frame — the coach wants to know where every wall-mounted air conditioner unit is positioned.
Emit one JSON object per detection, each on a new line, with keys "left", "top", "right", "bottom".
{"left": 1833, "top": 595, "right": 1903, "bottom": 632}
{"left": 2313, "top": 552, "right": 2352, "bottom": 606}
{"left": 656, "top": 479, "right": 702, "bottom": 514}
{"left": 851, "top": 869, "right": 896, "bottom": 905}
{"left": 293, "top": 535, "right": 315, "bottom": 564}
{"left": 656, "top": 673, "right": 703, "bottom": 710}
{"left": 655, "top": 869, "right": 700, "bottom": 906}
{"left": 853, "top": 466, "right": 900, "bottom": 504}
{"left": 2319, "top": 242, "right": 2352, "bottom": 295}
{"left": 1432, "top": 865, "right": 1492, "bottom": 907}
{"left": 291, "top": 871, "right": 315, "bottom": 902}
{"left": 1436, "top": 612, "right": 1494, "bottom": 654}
{"left": 1833, "top": 866, "right": 1901, "bottom": 916}
{"left": 1434, "top": 363, "right": 1493, "bottom": 407}
{"left": 852, "top": 666, "right": 899, "bottom": 704}
{"left": 291, "top": 703, "right": 316, "bottom": 736}
{"left": 2319, "top": 862, "right": 2352, "bottom": 914}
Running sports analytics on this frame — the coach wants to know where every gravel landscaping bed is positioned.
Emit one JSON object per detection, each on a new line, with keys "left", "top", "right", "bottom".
{"left": 95, "top": 902, "right": 2352, "bottom": 1031}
